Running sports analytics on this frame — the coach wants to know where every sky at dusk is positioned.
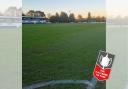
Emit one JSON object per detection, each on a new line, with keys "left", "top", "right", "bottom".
{"left": 23, "top": 0, "right": 106, "bottom": 18}
{"left": 0, "top": 0, "right": 21, "bottom": 13}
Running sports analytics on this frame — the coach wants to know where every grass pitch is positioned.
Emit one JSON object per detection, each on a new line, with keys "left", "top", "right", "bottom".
{"left": 23, "top": 23, "right": 105, "bottom": 88}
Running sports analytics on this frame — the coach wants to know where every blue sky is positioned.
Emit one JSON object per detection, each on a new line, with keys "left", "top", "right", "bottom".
{"left": 23, "top": 0, "right": 105, "bottom": 18}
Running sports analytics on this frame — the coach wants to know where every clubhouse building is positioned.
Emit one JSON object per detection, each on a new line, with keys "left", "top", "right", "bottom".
{"left": 22, "top": 16, "right": 47, "bottom": 24}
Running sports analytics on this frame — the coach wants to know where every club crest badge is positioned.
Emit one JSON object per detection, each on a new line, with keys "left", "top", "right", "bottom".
{"left": 93, "top": 51, "right": 115, "bottom": 81}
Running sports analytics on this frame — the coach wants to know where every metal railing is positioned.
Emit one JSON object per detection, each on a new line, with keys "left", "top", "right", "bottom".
{"left": 23, "top": 77, "right": 97, "bottom": 89}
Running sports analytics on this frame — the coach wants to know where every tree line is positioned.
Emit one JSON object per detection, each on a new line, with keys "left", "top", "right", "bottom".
{"left": 49, "top": 12, "right": 76, "bottom": 23}
{"left": 0, "top": 7, "right": 22, "bottom": 16}
{"left": 23, "top": 10, "right": 106, "bottom": 23}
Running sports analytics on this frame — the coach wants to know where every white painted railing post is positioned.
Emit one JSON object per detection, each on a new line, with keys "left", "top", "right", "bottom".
{"left": 86, "top": 77, "right": 97, "bottom": 89}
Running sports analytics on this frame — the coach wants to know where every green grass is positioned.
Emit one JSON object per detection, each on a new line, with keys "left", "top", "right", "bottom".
{"left": 23, "top": 23, "right": 106, "bottom": 88}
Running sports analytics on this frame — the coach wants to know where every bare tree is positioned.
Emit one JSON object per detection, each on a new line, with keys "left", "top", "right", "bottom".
{"left": 77, "top": 14, "right": 83, "bottom": 22}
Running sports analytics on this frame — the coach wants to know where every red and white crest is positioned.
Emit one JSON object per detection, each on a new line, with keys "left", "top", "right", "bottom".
{"left": 93, "top": 51, "right": 115, "bottom": 81}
